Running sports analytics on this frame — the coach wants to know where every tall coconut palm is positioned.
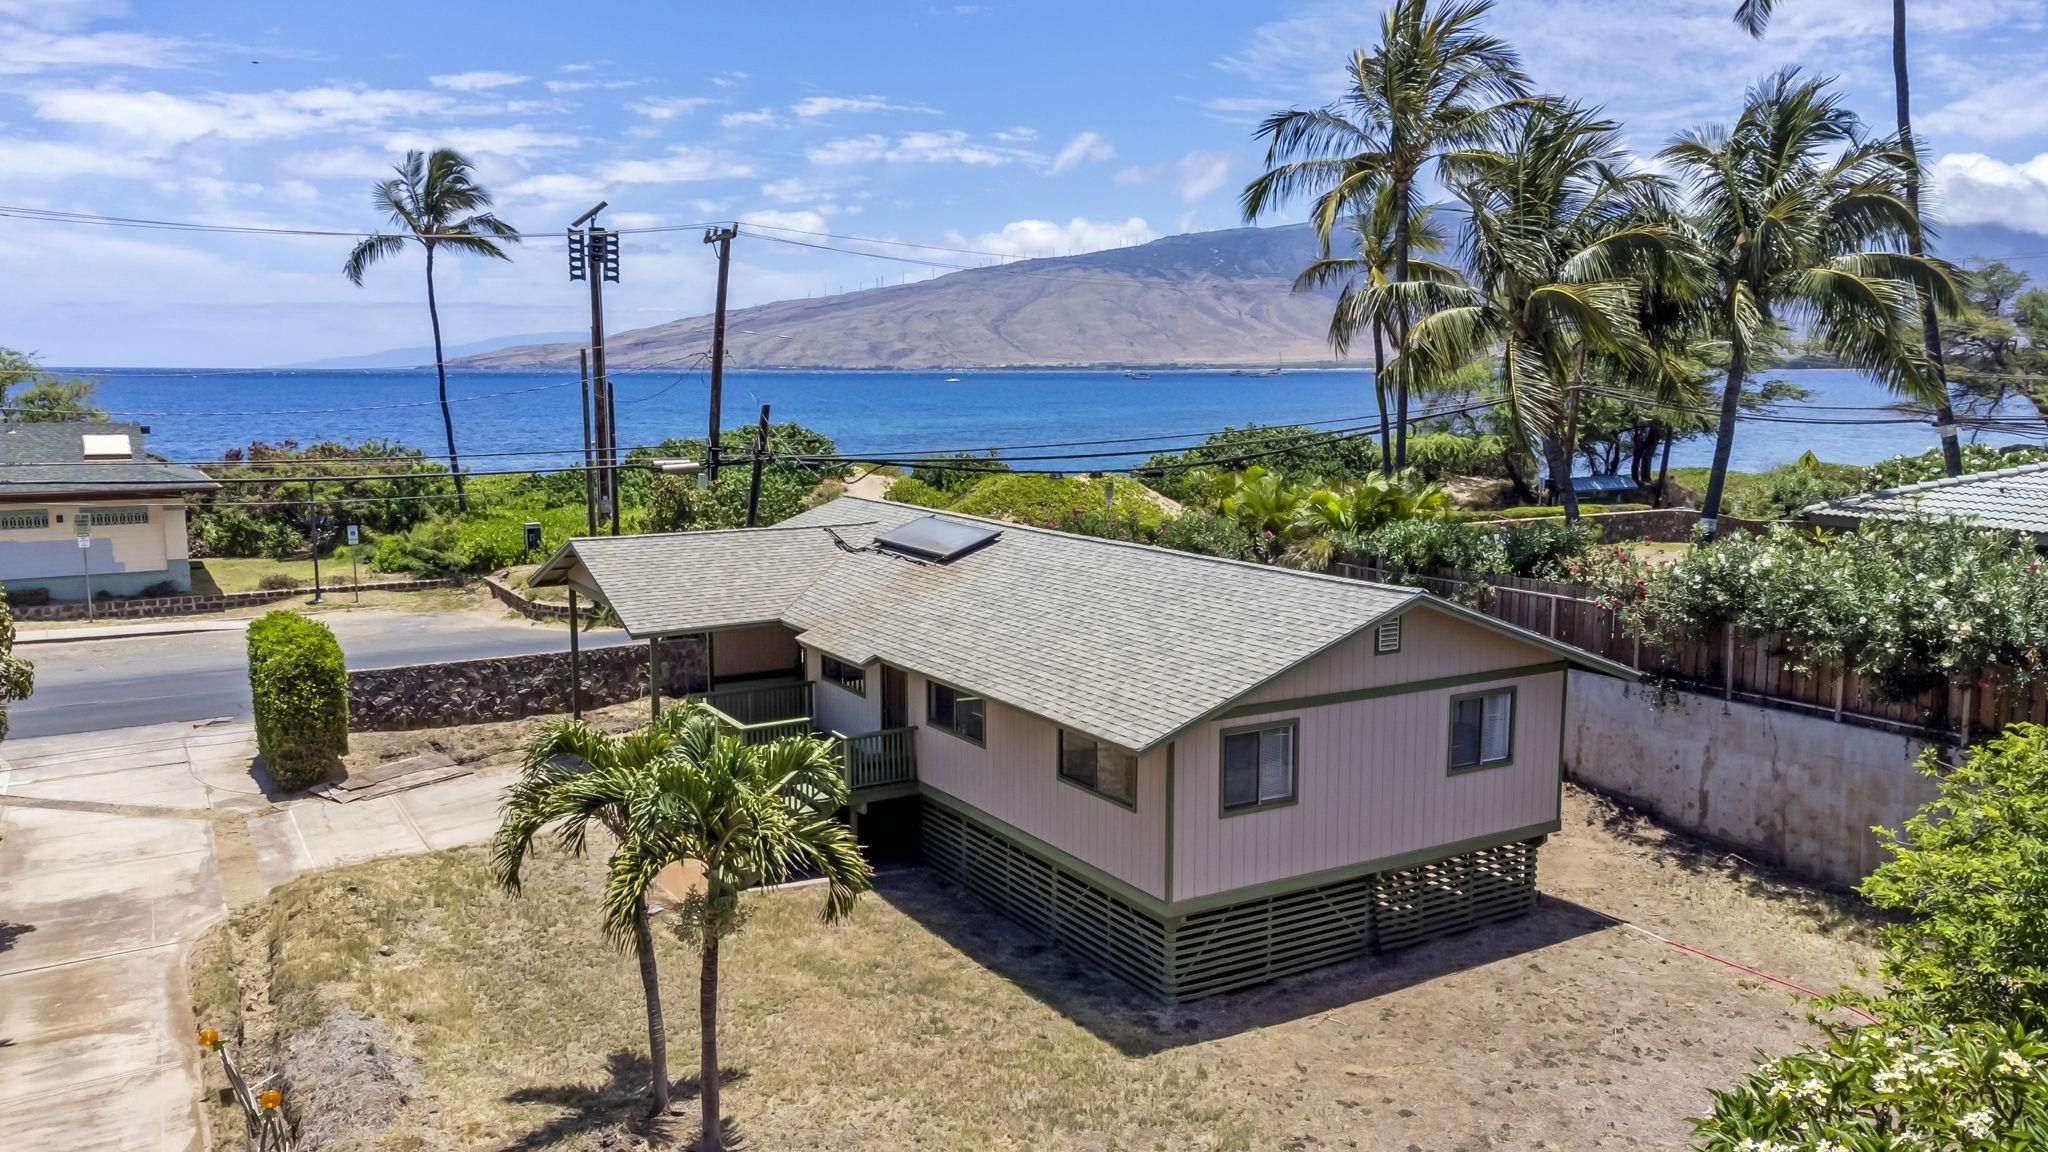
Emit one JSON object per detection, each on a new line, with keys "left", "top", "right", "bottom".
{"left": 1291, "top": 192, "right": 1458, "bottom": 473}
{"left": 1734, "top": 0, "right": 1962, "bottom": 477}
{"left": 1241, "top": 0, "right": 1528, "bottom": 468}
{"left": 344, "top": 149, "right": 519, "bottom": 511}
{"left": 1662, "top": 69, "right": 1959, "bottom": 538}
{"left": 493, "top": 705, "right": 869, "bottom": 1148}
{"left": 1379, "top": 99, "right": 1686, "bottom": 523}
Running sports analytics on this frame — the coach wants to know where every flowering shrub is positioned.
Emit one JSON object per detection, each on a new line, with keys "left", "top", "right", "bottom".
{"left": 1549, "top": 541, "right": 1653, "bottom": 611}
{"left": 1692, "top": 1020, "right": 2048, "bottom": 1150}
{"left": 1630, "top": 518, "right": 2048, "bottom": 698}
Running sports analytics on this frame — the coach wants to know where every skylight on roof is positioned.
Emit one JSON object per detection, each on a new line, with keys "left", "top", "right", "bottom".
{"left": 81, "top": 433, "right": 131, "bottom": 460}
{"left": 874, "top": 515, "right": 1000, "bottom": 562}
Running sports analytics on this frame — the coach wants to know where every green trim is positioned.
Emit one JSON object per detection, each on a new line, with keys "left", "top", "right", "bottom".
{"left": 925, "top": 678, "right": 987, "bottom": 747}
{"left": 1446, "top": 685, "right": 1517, "bottom": 775}
{"left": 917, "top": 786, "right": 1168, "bottom": 912}
{"left": 1166, "top": 820, "right": 1561, "bottom": 917}
{"left": 1217, "top": 719, "right": 1300, "bottom": 818}
{"left": 1162, "top": 742, "right": 1176, "bottom": 904}
{"left": 1216, "top": 661, "right": 1564, "bottom": 722}
{"left": 1055, "top": 729, "right": 1138, "bottom": 810}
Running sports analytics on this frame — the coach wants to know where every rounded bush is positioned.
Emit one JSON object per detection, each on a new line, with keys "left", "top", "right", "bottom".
{"left": 246, "top": 610, "right": 347, "bottom": 790}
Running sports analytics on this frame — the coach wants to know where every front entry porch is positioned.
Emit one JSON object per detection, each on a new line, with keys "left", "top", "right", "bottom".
{"left": 681, "top": 677, "right": 918, "bottom": 800}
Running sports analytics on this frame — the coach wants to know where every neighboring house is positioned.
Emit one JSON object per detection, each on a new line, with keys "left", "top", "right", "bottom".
{"left": 0, "top": 423, "right": 218, "bottom": 599}
{"left": 530, "top": 496, "right": 1634, "bottom": 1001}
{"left": 1544, "top": 473, "right": 1649, "bottom": 506}
{"left": 1803, "top": 460, "right": 2048, "bottom": 546}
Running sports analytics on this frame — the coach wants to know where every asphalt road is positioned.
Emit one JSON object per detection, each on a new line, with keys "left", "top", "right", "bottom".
{"left": 8, "top": 610, "right": 631, "bottom": 739}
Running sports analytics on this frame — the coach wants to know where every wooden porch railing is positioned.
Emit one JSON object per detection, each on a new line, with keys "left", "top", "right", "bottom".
{"left": 838, "top": 726, "right": 917, "bottom": 790}
{"left": 697, "top": 680, "right": 813, "bottom": 726}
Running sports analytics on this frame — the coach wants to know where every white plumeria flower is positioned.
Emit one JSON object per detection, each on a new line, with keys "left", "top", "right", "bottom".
{"left": 1958, "top": 1108, "right": 1995, "bottom": 1139}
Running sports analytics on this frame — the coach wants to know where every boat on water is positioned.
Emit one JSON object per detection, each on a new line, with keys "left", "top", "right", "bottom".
{"left": 943, "top": 376, "right": 961, "bottom": 382}
{"left": 1123, "top": 370, "right": 1152, "bottom": 380}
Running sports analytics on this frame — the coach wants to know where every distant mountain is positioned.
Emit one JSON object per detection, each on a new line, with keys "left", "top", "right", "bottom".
{"left": 456, "top": 225, "right": 1348, "bottom": 371}
{"left": 449, "top": 220, "right": 2048, "bottom": 373}
{"left": 280, "top": 331, "right": 587, "bottom": 370}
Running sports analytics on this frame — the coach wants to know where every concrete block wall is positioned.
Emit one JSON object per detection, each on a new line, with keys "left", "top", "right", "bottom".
{"left": 1563, "top": 670, "right": 1942, "bottom": 888}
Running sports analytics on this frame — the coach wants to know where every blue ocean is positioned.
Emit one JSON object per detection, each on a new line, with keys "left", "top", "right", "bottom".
{"left": 56, "top": 366, "right": 2030, "bottom": 474}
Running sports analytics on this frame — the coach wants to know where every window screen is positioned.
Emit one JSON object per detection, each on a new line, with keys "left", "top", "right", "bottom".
{"left": 1450, "top": 690, "right": 1514, "bottom": 771}
{"left": 1059, "top": 731, "right": 1137, "bottom": 806}
{"left": 927, "top": 681, "right": 985, "bottom": 743}
{"left": 1221, "top": 723, "right": 1295, "bottom": 812}
{"left": 819, "top": 653, "right": 866, "bottom": 695}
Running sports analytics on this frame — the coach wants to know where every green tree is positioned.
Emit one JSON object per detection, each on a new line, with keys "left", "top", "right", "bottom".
{"left": 492, "top": 706, "right": 869, "bottom": 1145}
{"left": 1386, "top": 98, "right": 1683, "bottom": 522}
{"left": 0, "top": 590, "right": 36, "bottom": 741}
{"left": 1858, "top": 724, "right": 2048, "bottom": 1030}
{"left": 1735, "top": 0, "right": 1966, "bottom": 478}
{"left": 1292, "top": 192, "right": 1459, "bottom": 473}
{"left": 1240, "top": 0, "right": 1528, "bottom": 468}
{"left": 344, "top": 149, "right": 520, "bottom": 512}
{"left": 1661, "top": 70, "right": 1958, "bottom": 538}
{"left": 0, "top": 348, "right": 108, "bottom": 423}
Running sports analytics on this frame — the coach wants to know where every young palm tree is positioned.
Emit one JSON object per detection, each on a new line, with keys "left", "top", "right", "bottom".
{"left": 1380, "top": 100, "right": 1686, "bottom": 522}
{"left": 1661, "top": 70, "right": 1959, "bottom": 537}
{"left": 1291, "top": 192, "right": 1458, "bottom": 473}
{"left": 1734, "top": 0, "right": 1962, "bottom": 477}
{"left": 492, "top": 705, "right": 869, "bottom": 1148}
{"left": 1241, "top": 0, "right": 1528, "bottom": 468}
{"left": 344, "top": 149, "right": 519, "bottom": 511}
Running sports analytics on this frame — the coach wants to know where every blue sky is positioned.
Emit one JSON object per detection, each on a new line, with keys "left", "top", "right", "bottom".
{"left": 4, "top": 0, "right": 2047, "bottom": 366}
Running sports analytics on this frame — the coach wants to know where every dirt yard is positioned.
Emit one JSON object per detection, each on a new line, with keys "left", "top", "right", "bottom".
{"left": 191, "top": 785, "right": 1878, "bottom": 1151}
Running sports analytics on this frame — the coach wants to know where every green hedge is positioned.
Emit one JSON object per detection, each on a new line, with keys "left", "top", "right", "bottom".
{"left": 247, "top": 611, "right": 347, "bottom": 789}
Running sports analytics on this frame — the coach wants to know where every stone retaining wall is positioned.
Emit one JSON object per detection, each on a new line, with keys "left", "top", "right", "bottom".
{"left": 9, "top": 577, "right": 460, "bottom": 621}
{"left": 347, "top": 634, "right": 708, "bottom": 731}
{"left": 481, "top": 571, "right": 574, "bottom": 621}
{"left": 1458, "top": 508, "right": 1777, "bottom": 542}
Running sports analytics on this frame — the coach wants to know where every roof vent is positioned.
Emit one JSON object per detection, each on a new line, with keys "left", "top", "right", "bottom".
{"left": 1375, "top": 616, "right": 1403, "bottom": 654}
{"left": 874, "top": 515, "right": 1001, "bottom": 563}
{"left": 81, "top": 433, "right": 132, "bottom": 460}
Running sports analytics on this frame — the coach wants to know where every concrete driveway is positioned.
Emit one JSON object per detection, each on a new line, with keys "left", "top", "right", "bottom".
{"left": 0, "top": 719, "right": 514, "bottom": 1151}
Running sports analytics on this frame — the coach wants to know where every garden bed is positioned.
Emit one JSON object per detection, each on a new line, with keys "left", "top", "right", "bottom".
{"left": 191, "top": 787, "right": 1879, "bottom": 1150}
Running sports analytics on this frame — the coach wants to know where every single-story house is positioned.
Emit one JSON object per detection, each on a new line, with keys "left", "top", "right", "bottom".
{"left": 530, "top": 496, "right": 1635, "bottom": 1001}
{"left": 0, "top": 423, "right": 218, "bottom": 599}
{"left": 1804, "top": 460, "right": 2048, "bottom": 546}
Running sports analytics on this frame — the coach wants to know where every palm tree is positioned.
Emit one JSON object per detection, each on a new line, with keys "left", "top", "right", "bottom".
{"left": 344, "top": 149, "right": 519, "bottom": 511}
{"left": 1381, "top": 100, "right": 1685, "bottom": 522}
{"left": 1661, "top": 69, "right": 1959, "bottom": 537}
{"left": 1241, "top": 0, "right": 1528, "bottom": 469}
{"left": 1734, "top": 0, "right": 1962, "bottom": 477}
{"left": 1291, "top": 192, "right": 1458, "bottom": 473}
{"left": 492, "top": 705, "right": 869, "bottom": 1148}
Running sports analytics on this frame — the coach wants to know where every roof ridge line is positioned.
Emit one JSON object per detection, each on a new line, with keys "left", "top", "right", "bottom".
{"left": 831, "top": 495, "right": 1420, "bottom": 598}
{"left": 569, "top": 520, "right": 881, "bottom": 544}
{"left": 1839, "top": 459, "right": 2048, "bottom": 503}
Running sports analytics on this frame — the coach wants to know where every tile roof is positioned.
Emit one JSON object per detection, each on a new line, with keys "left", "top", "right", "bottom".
{"left": 0, "top": 422, "right": 218, "bottom": 498}
{"left": 1803, "top": 461, "right": 2048, "bottom": 540}
{"left": 532, "top": 497, "right": 1624, "bottom": 752}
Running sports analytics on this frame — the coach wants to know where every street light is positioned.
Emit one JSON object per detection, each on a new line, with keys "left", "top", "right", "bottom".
{"left": 649, "top": 458, "right": 703, "bottom": 475}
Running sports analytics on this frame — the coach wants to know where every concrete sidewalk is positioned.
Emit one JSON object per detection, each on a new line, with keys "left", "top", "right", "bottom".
{"left": 16, "top": 619, "right": 251, "bottom": 645}
{"left": 0, "top": 719, "right": 515, "bottom": 1151}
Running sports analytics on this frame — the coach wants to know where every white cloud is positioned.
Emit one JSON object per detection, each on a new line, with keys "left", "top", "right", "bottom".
{"left": 283, "top": 147, "right": 398, "bottom": 180}
{"left": 505, "top": 172, "right": 607, "bottom": 203}
{"left": 599, "top": 145, "right": 751, "bottom": 184}
{"left": 383, "top": 125, "right": 578, "bottom": 161}
{"left": 760, "top": 177, "right": 825, "bottom": 202}
{"left": 1931, "top": 151, "right": 2048, "bottom": 235}
{"left": 0, "top": 136, "right": 156, "bottom": 179}
{"left": 721, "top": 107, "right": 780, "bottom": 129}
{"left": 808, "top": 130, "right": 1035, "bottom": 167}
{"left": 33, "top": 86, "right": 452, "bottom": 145}
{"left": 1113, "top": 162, "right": 1166, "bottom": 186}
{"left": 740, "top": 208, "right": 835, "bottom": 234}
{"left": 991, "top": 126, "right": 1038, "bottom": 142}
{"left": 0, "top": 2, "right": 190, "bottom": 74}
{"left": 791, "top": 94, "right": 939, "bottom": 118}
{"left": 1920, "top": 67, "right": 2048, "bottom": 142}
{"left": 1177, "top": 151, "right": 1230, "bottom": 202}
{"left": 545, "top": 78, "right": 637, "bottom": 94}
{"left": 627, "top": 95, "right": 715, "bottom": 120}
{"left": 942, "top": 216, "right": 1158, "bottom": 258}
{"left": 1051, "top": 130, "right": 1114, "bottom": 173}
{"left": 429, "top": 71, "right": 528, "bottom": 91}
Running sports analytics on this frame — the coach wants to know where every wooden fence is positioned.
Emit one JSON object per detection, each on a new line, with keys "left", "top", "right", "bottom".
{"left": 1334, "top": 560, "right": 2046, "bottom": 744}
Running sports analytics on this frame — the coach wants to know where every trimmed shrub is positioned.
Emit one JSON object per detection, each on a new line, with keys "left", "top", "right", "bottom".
{"left": 137, "top": 580, "right": 183, "bottom": 599}
{"left": 5, "top": 587, "right": 51, "bottom": 607}
{"left": 255, "top": 572, "right": 304, "bottom": 591}
{"left": 881, "top": 475, "right": 953, "bottom": 509}
{"left": 247, "top": 611, "right": 347, "bottom": 790}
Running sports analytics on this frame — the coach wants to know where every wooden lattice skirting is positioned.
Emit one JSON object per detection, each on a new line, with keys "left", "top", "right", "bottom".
{"left": 919, "top": 800, "right": 1540, "bottom": 1002}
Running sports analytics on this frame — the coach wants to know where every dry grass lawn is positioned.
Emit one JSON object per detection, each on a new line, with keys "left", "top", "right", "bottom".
{"left": 191, "top": 786, "right": 1880, "bottom": 1151}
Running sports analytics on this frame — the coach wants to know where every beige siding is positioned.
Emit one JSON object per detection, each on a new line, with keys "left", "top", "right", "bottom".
{"left": 1236, "top": 604, "right": 1548, "bottom": 707}
{"left": 1171, "top": 662, "right": 1566, "bottom": 903}
{"left": 0, "top": 498, "right": 180, "bottom": 581}
{"left": 805, "top": 649, "right": 880, "bottom": 735}
{"left": 712, "top": 624, "right": 800, "bottom": 681}
{"left": 909, "top": 670, "right": 1167, "bottom": 899}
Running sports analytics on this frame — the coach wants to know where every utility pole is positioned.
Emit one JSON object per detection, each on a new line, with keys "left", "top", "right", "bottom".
{"left": 703, "top": 225, "right": 737, "bottom": 483}
{"left": 579, "top": 348, "right": 596, "bottom": 536}
{"left": 569, "top": 202, "right": 621, "bottom": 533}
{"left": 745, "top": 404, "right": 771, "bottom": 528}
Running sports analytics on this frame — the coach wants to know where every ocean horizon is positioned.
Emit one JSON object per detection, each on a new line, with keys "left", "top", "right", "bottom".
{"left": 53, "top": 365, "right": 2025, "bottom": 475}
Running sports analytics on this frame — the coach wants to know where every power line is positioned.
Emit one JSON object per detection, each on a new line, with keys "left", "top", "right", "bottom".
{"left": 0, "top": 204, "right": 729, "bottom": 242}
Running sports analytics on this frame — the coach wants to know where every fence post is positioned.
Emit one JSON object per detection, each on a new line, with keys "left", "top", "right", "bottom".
{"left": 1833, "top": 666, "right": 1845, "bottom": 722}
{"left": 1959, "top": 681, "right": 1974, "bottom": 750}
{"left": 1724, "top": 627, "right": 1735, "bottom": 701}
{"left": 1548, "top": 595, "right": 1558, "bottom": 639}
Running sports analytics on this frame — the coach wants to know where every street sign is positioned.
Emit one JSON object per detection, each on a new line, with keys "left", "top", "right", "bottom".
{"left": 346, "top": 524, "right": 360, "bottom": 546}
{"left": 76, "top": 532, "right": 90, "bottom": 549}
{"left": 1795, "top": 450, "right": 1821, "bottom": 470}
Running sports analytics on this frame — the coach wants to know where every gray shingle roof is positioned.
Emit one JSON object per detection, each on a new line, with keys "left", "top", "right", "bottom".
{"left": 532, "top": 497, "right": 1626, "bottom": 752}
{"left": 0, "top": 422, "right": 218, "bottom": 498}
{"left": 1803, "top": 461, "right": 2048, "bottom": 541}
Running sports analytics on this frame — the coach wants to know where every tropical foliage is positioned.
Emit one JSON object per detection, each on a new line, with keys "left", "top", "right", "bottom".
{"left": 492, "top": 704, "right": 869, "bottom": 1145}
{"left": 0, "top": 346, "right": 108, "bottom": 423}
{"left": 189, "top": 439, "right": 450, "bottom": 560}
{"left": 0, "top": 588, "right": 35, "bottom": 742}
{"left": 343, "top": 148, "right": 520, "bottom": 511}
{"left": 245, "top": 611, "right": 348, "bottom": 790}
